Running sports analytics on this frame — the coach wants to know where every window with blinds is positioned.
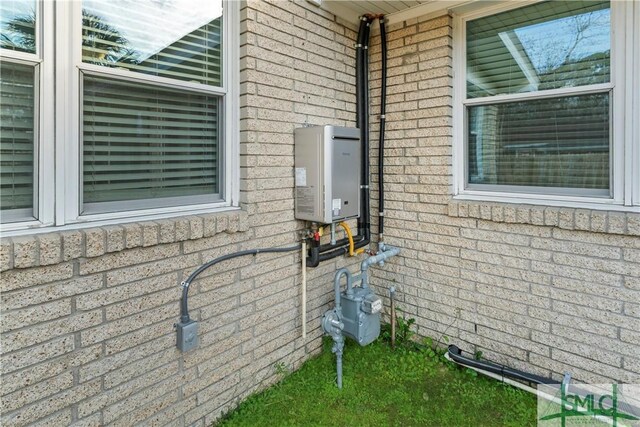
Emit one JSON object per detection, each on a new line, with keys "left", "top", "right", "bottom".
{"left": 82, "top": 76, "right": 220, "bottom": 212}
{"left": 465, "top": 0, "right": 611, "bottom": 196}
{"left": 80, "top": 0, "right": 223, "bottom": 213}
{"left": 0, "top": 53, "right": 36, "bottom": 222}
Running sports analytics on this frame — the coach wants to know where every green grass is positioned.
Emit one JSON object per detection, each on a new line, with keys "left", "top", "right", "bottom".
{"left": 216, "top": 337, "right": 537, "bottom": 427}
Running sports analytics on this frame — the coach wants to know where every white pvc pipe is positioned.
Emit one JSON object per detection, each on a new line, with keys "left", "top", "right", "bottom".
{"left": 301, "top": 240, "right": 307, "bottom": 340}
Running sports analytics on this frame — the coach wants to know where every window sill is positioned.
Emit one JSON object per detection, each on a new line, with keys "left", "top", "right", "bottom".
{"left": 0, "top": 209, "right": 248, "bottom": 271}
{"left": 447, "top": 199, "right": 640, "bottom": 237}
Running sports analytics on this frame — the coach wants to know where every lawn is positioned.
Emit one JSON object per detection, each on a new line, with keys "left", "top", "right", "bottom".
{"left": 216, "top": 332, "right": 537, "bottom": 426}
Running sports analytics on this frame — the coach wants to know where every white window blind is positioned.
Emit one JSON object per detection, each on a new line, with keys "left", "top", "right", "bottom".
{"left": 0, "top": 60, "right": 36, "bottom": 220}
{"left": 468, "top": 93, "right": 610, "bottom": 192}
{"left": 82, "top": 75, "right": 220, "bottom": 212}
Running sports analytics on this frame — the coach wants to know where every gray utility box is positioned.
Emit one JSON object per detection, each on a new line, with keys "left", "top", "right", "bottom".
{"left": 341, "top": 287, "right": 382, "bottom": 346}
{"left": 294, "top": 125, "right": 361, "bottom": 224}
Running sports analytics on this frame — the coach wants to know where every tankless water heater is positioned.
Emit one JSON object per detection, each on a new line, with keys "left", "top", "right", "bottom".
{"left": 294, "top": 125, "right": 361, "bottom": 224}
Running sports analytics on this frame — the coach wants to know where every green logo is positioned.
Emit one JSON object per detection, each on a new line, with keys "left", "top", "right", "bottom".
{"left": 538, "top": 384, "right": 640, "bottom": 427}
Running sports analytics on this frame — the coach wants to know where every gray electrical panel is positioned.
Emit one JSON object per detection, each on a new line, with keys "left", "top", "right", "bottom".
{"left": 294, "top": 125, "right": 361, "bottom": 224}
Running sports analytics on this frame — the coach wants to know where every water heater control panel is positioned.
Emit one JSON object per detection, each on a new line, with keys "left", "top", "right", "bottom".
{"left": 294, "top": 125, "right": 361, "bottom": 224}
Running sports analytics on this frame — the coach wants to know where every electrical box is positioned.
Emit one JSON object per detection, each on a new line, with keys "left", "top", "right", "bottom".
{"left": 294, "top": 125, "right": 360, "bottom": 224}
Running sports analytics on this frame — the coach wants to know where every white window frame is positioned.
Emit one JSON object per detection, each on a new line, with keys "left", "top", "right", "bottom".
{"left": 1, "top": 0, "right": 239, "bottom": 235}
{"left": 452, "top": 0, "right": 640, "bottom": 212}
{"left": 0, "top": 0, "right": 55, "bottom": 230}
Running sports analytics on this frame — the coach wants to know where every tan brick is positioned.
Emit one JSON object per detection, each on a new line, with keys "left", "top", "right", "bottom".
{"left": 0, "top": 238, "right": 13, "bottom": 271}
{"left": 203, "top": 215, "right": 218, "bottom": 237}
{"left": 1, "top": 335, "right": 74, "bottom": 375}
{"left": 104, "top": 348, "right": 175, "bottom": 389}
{"left": 574, "top": 209, "right": 591, "bottom": 231}
{"left": 105, "top": 226, "right": 125, "bottom": 253}
{"left": 140, "top": 221, "right": 159, "bottom": 247}
{"left": 1, "top": 379, "right": 101, "bottom": 427}
{"left": 79, "top": 243, "right": 180, "bottom": 275}
{"left": 558, "top": 208, "right": 574, "bottom": 229}
{"left": 628, "top": 213, "right": 640, "bottom": 236}
{"left": 1, "top": 263, "right": 73, "bottom": 292}
{"left": 77, "top": 273, "right": 175, "bottom": 311}
{"left": 2, "top": 344, "right": 101, "bottom": 395}
{"left": 79, "top": 335, "right": 172, "bottom": 383}
{"left": 503, "top": 205, "right": 517, "bottom": 222}
{"left": 608, "top": 212, "right": 627, "bottom": 234}
{"left": 2, "top": 299, "right": 72, "bottom": 333}
{"left": 122, "top": 223, "right": 142, "bottom": 248}
{"left": 32, "top": 410, "right": 73, "bottom": 427}
{"left": 2, "top": 371, "right": 74, "bottom": 412}
{"left": 38, "top": 233, "right": 61, "bottom": 265}
{"left": 216, "top": 214, "right": 229, "bottom": 233}
{"left": 2, "top": 309, "right": 102, "bottom": 353}
{"left": 531, "top": 237, "right": 621, "bottom": 259}
{"left": 189, "top": 216, "right": 205, "bottom": 239}
{"left": 105, "top": 253, "right": 198, "bottom": 286}
{"left": 590, "top": 210, "right": 607, "bottom": 233}
{"left": 530, "top": 206, "right": 545, "bottom": 226}
{"left": 84, "top": 228, "right": 106, "bottom": 258}
{"left": 81, "top": 303, "right": 175, "bottom": 347}
{"left": 77, "top": 360, "right": 178, "bottom": 419}
{"left": 12, "top": 235, "right": 38, "bottom": 268}
{"left": 543, "top": 207, "right": 560, "bottom": 227}
{"left": 61, "top": 230, "right": 84, "bottom": 260}
{"left": 2, "top": 274, "right": 102, "bottom": 311}
{"left": 172, "top": 217, "right": 189, "bottom": 241}
{"left": 157, "top": 220, "right": 176, "bottom": 244}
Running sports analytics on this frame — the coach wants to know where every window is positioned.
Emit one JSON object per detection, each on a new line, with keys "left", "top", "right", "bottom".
{"left": 1, "top": 1, "right": 39, "bottom": 223}
{"left": 454, "top": 0, "right": 639, "bottom": 209}
{"left": 0, "top": 0, "right": 238, "bottom": 232}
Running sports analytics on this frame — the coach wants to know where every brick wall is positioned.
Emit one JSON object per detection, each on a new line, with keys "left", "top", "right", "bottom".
{"left": 2, "top": 4, "right": 639, "bottom": 426}
{"left": 0, "top": 2, "right": 360, "bottom": 425}
{"left": 367, "top": 13, "right": 640, "bottom": 384}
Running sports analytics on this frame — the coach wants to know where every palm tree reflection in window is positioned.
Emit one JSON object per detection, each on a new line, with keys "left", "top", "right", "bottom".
{"left": 2, "top": 10, "right": 140, "bottom": 66}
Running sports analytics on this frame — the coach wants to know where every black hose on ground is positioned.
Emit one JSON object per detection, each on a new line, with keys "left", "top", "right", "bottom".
{"left": 180, "top": 244, "right": 301, "bottom": 323}
{"left": 447, "top": 345, "right": 556, "bottom": 385}
{"left": 378, "top": 18, "right": 387, "bottom": 241}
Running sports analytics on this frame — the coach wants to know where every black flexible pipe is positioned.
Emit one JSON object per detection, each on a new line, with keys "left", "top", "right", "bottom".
{"left": 307, "top": 16, "right": 372, "bottom": 267}
{"left": 447, "top": 345, "right": 556, "bottom": 385}
{"left": 180, "top": 244, "right": 301, "bottom": 323}
{"left": 378, "top": 18, "right": 387, "bottom": 241}
{"left": 307, "top": 236, "right": 369, "bottom": 268}
{"left": 356, "top": 16, "right": 368, "bottom": 238}
{"left": 361, "top": 18, "right": 372, "bottom": 243}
